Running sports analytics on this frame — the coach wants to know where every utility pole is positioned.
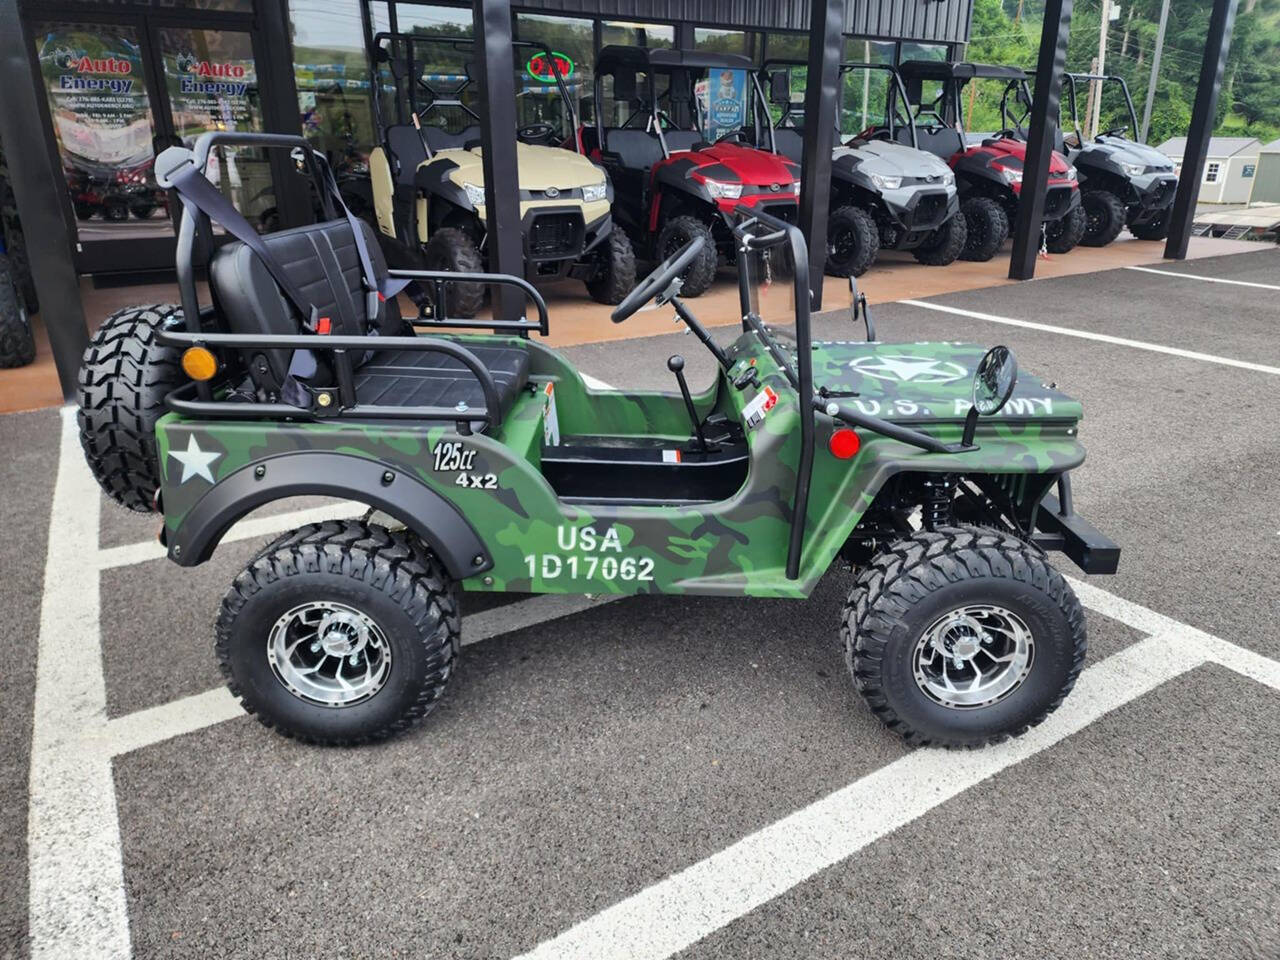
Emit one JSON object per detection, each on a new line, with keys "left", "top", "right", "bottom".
{"left": 1140, "top": 0, "right": 1172, "bottom": 142}
{"left": 1088, "top": 0, "right": 1113, "bottom": 139}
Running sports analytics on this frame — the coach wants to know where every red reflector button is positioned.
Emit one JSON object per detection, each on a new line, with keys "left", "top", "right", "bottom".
{"left": 828, "top": 428, "right": 860, "bottom": 459}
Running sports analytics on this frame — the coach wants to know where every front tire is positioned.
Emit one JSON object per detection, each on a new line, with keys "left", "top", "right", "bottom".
{"left": 959, "top": 197, "right": 1008, "bottom": 262}
{"left": 1045, "top": 203, "right": 1087, "bottom": 254}
{"left": 655, "top": 215, "right": 718, "bottom": 297}
{"left": 584, "top": 227, "right": 637, "bottom": 305}
{"left": 912, "top": 212, "right": 968, "bottom": 266}
{"left": 1129, "top": 212, "right": 1169, "bottom": 241}
{"left": 77, "top": 304, "right": 184, "bottom": 511}
{"left": 216, "top": 521, "right": 460, "bottom": 745}
{"left": 825, "top": 205, "right": 880, "bottom": 277}
{"left": 842, "top": 526, "right": 1086, "bottom": 749}
{"left": 423, "top": 226, "right": 485, "bottom": 318}
{"left": 1080, "top": 189, "right": 1126, "bottom": 247}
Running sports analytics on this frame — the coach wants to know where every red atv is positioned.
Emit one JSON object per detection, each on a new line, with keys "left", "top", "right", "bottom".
{"left": 586, "top": 46, "right": 799, "bottom": 296}
{"left": 892, "top": 60, "right": 1085, "bottom": 261}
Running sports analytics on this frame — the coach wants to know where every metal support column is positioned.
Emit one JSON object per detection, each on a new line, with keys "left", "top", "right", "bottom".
{"left": 1008, "top": 0, "right": 1072, "bottom": 281}
{"left": 1164, "top": 0, "right": 1238, "bottom": 260}
{"left": 0, "top": 0, "right": 88, "bottom": 399}
{"left": 472, "top": 0, "right": 524, "bottom": 321}
{"left": 797, "top": 0, "right": 844, "bottom": 310}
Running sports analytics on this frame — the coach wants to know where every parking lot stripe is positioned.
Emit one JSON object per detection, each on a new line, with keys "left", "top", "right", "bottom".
{"left": 513, "top": 633, "right": 1204, "bottom": 960}
{"left": 96, "top": 500, "right": 367, "bottom": 570}
{"left": 1125, "top": 265, "right": 1280, "bottom": 291}
{"left": 28, "top": 409, "right": 131, "bottom": 960}
{"left": 900, "top": 299, "right": 1280, "bottom": 377}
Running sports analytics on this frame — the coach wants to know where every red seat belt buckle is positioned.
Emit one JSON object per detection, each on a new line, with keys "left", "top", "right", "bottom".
{"left": 316, "top": 316, "right": 332, "bottom": 335}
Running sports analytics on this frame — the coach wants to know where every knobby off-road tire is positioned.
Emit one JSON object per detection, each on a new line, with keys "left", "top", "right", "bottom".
{"left": 77, "top": 303, "right": 184, "bottom": 511}
{"left": 1045, "top": 204, "right": 1087, "bottom": 254}
{"left": 825, "top": 205, "right": 880, "bottom": 278}
{"left": 1080, "top": 189, "right": 1126, "bottom": 247}
{"left": 585, "top": 226, "right": 637, "bottom": 305}
{"left": 423, "top": 226, "right": 485, "bottom": 318}
{"left": 841, "top": 526, "right": 1087, "bottom": 749}
{"left": 656, "top": 215, "right": 718, "bottom": 297}
{"left": 912, "top": 212, "right": 968, "bottom": 266}
{"left": 959, "top": 197, "right": 1008, "bottom": 262}
{"left": 0, "top": 255, "right": 35, "bottom": 368}
{"left": 0, "top": 174, "right": 38, "bottom": 314}
{"left": 217, "top": 520, "right": 460, "bottom": 746}
{"left": 1129, "top": 212, "right": 1169, "bottom": 241}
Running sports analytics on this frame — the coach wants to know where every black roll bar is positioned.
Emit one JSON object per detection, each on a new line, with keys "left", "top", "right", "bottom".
{"left": 1062, "top": 73, "right": 1140, "bottom": 144}
{"left": 760, "top": 59, "right": 919, "bottom": 151}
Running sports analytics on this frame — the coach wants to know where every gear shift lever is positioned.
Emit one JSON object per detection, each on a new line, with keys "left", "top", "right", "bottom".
{"left": 667, "top": 355, "right": 708, "bottom": 452}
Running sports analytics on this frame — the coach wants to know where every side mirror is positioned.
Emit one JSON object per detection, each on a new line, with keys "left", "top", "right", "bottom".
{"left": 769, "top": 70, "right": 791, "bottom": 106}
{"left": 961, "top": 345, "right": 1018, "bottom": 446}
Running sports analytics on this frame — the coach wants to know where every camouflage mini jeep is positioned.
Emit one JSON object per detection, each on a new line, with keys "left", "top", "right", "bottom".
{"left": 78, "top": 132, "right": 1118, "bottom": 749}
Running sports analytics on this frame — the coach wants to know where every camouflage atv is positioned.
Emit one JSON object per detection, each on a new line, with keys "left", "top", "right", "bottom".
{"left": 78, "top": 132, "right": 1119, "bottom": 749}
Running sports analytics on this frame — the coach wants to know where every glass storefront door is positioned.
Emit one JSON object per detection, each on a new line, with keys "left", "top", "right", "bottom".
{"left": 30, "top": 15, "right": 277, "bottom": 273}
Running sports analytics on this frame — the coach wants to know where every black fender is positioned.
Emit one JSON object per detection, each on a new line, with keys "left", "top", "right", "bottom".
{"left": 166, "top": 452, "right": 491, "bottom": 579}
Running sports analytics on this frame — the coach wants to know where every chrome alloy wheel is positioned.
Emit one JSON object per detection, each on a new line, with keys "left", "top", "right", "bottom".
{"left": 912, "top": 604, "right": 1034, "bottom": 709}
{"left": 267, "top": 601, "right": 392, "bottom": 707}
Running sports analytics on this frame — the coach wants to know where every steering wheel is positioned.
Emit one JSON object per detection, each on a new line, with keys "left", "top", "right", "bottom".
{"left": 611, "top": 237, "right": 706, "bottom": 323}
{"left": 715, "top": 129, "right": 746, "bottom": 145}
{"left": 1101, "top": 125, "right": 1129, "bottom": 138}
{"left": 517, "top": 122, "right": 557, "bottom": 144}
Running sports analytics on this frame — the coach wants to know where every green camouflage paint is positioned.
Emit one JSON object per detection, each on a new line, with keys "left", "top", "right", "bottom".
{"left": 156, "top": 330, "right": 1085, "bottom": 600}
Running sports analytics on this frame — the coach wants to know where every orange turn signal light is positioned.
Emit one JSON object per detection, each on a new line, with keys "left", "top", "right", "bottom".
{"left": 181, "top": 346, "right": 218, "bottom": 382}
{"left": 828, "top": 427, "right": 860, "bottom": 459}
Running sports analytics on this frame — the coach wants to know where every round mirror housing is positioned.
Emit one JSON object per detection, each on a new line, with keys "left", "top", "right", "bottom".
{"left": 972, "top": 345, "right": 1018, "bottom": 416}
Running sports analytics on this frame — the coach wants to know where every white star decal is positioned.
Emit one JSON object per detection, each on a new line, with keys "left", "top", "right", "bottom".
{"left": 168, "top": 435, "right": 221, "bottom": 484}
{"left": 849, "top": 355, "right": 968, "bottom": 384}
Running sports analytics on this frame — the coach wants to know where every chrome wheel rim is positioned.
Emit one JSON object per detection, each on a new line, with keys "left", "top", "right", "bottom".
{"left": 912, "top": 604, "right": 1034, "bottom": 709}
{"left": 267, "top": 601, "right": 392, "bottom": 707}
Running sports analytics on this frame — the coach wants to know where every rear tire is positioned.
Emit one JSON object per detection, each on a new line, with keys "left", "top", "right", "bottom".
{"left": 1080, "top": 189, "right": 1126, "bottom": 247}
{"left": 216, "top": 520, "right": 460, "bottom": 746}
{"left": 1045, "top": 203, "right": 1087, "bottom": 254}
{"left": 825, "top": 205, "right": 879, "bottom": 277}
{"left": 843, "top": 526, "right": 1087, "bottom": 749}
{"left": 0, "top": 255, "right": 35, "bottom": 368}
{"left": 77, "top": 303, "right": 184, "bottom": 512}
{"left": 423, "top": 226, "right": 485, "bottom": 318}
{"left": 959, "top": 197, "right": 1008, "bottom": 262}
{"left": 912, "top": 212, "right": 968, "bottom": 266}
{"left": 584, "top": 226, "right": 637, "bottom": 305}
{"left": 1129, "top": 212, "right": 1169, "bottom": 241}
{"left": 102, "top": 198, "right": 128, "bottom": 222}
{"left": 656, "top": 215, "right": 718, "bottom": 297}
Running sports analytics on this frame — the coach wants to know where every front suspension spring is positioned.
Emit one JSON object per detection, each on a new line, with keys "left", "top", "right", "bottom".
{"left": 922, "top": 474, "right": 956, "bottom": 531}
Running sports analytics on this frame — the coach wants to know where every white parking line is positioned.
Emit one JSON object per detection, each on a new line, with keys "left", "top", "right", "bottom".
{"left": 28, "top": 406, "right": 1280, "bottom": 960}
{"left": 1126, "top": 265, "right": 1280, "bottom": 290}
{"left": 900, "top": 299, "right": 1280, "bottom": 377}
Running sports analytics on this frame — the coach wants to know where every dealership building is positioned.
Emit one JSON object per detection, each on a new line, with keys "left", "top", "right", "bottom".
{"left": 0, "top": 0, "right": 1238, "bottom": 398}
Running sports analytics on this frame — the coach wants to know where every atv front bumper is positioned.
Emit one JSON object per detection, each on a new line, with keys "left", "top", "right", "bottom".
{"left": 1032, "top": 488, "right": 1120, "bottom": 574}
{"left": 1128, "top": 174, "right": 1177, "bottom": 224}
{"left": 880, "top": 188, "right": 960, "bottom": 247}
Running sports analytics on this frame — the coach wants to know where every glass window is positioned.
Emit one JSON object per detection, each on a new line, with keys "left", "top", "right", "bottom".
{"left": 30, "top": 21, "right": 168, "bottom": 241}
{"left": 900, "top": 42, "right": 949, "bottom": 63}
{"left": 765, "top": 32, "right": 808, "bottom": 61}
{"left": 390, "top": 4, "right": 472, "bottom": 36}
{"left": 515, "top": 14, "right": 593, "bottom": 138}
{"left": 1242, "top": 163, "right": 1256, "bottom": 178}
{"left": 1204, "top": 162, "right": 1220, "bottom": 183}
{"left": 601, "top": 21, "right": 674, "bottom": 49}
{"left": 845, "top": 37, "right": 896, "bottom": 65}
{"left": 695, "top": 27, "right": 752, "bottom": 58}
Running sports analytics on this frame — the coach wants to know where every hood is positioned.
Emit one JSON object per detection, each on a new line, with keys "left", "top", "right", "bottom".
{"left": 807, "top": 339, "right": 1080, "bottom": 424}
{"left": 677, "top": 141, "right": 799, "bottom": 186}
{"left": 441, "top": 142, "right": 605, "bottom": 191}
{"left": 1076, "top": 135, "right": 1176, "bottom": 173}
{"left": 974, "top": 137, "right": 1073, "bottom": 176}
{"left": 834, "top": 139, "right": 955, "bottom": 180}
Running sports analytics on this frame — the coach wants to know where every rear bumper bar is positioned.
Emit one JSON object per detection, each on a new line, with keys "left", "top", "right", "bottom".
{"left": 1032, "top": 492, "right": 1120, "bottom": 574}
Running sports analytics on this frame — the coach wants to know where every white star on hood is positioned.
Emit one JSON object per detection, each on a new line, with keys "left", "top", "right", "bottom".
{"left": 855, "top": 356, "right": 966, "bottom": 383}
{"left": 169, "top": 435, "right": 221, "bottom": 484}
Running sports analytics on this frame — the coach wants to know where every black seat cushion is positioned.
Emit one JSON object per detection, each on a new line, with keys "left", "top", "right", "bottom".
{"left": 604, "top": 129, "right": 665, "bottom": 170}
{"left": 422, "top": 125, "right": 480, "bottom": 153}
{"left": 386, "top": 125, "right": 428, "bottom": 184}
{"left": 772, "top": 128, "right": 804, "bottom": 163}
{"left": 663, "top": 130, "right": 701, "bottom": 152}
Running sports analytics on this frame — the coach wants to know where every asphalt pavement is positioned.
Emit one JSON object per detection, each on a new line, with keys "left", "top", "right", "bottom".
{"left": 2, "top": 247, "right": 1278, "bottom": 960}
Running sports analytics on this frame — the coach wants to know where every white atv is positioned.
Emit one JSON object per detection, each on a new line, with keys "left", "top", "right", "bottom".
{"left": 366, "top": 32, "right": 635, "bottom": 316}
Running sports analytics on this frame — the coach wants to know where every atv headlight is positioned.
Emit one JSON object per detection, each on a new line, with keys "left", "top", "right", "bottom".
{"left": 1063, "top": 167, "right": 1077, "bottom": 182}
{"left": 999, "top": 167, "right": 1023, "bottom": 185}
{"left": 791, "top": 181, "right": 801, "bottom": 195}
{"left": 462, "top": 181, "right": 487, "bottom": 207}
{"left": 870, "top": 173, "right": 902, "bottom": 190}
{"left": 582, "top": 180, "right": 608, "bottom": 203}
{"left": 703, "top": 178, "right": 743, "bottom": 200}
{"left": 1120, "top": 162, "right": 1145, "bottom": 177}
{"left": 941, "top": 170, "right": 955, "bottom": 187}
